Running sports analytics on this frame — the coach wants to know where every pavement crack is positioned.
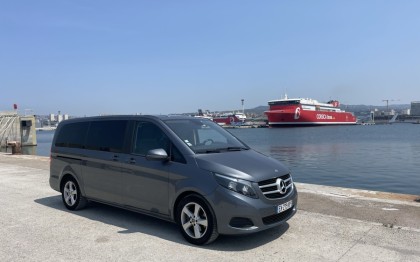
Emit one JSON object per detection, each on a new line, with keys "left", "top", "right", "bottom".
{"left": 336, "top": 225, "right": 374, "bottom": 262}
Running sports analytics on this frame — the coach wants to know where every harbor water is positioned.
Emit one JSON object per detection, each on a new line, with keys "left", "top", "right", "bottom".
{"left": 24, "top": 124, "right": 420, "bottom": 195}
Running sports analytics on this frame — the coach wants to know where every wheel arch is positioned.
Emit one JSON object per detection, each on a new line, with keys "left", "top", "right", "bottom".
{"left": 173, "top": 191, "right": 219, "bottom": 245}
{"left": 172, "top": 190, "right": 216, "bottom": 224}
{"left": 59, "top": 173, "right": 84, "bottom": 196}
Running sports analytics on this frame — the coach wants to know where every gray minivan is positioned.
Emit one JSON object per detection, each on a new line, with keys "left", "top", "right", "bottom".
{"left": 50, "top": 115, "right": 297, "bottom": 245}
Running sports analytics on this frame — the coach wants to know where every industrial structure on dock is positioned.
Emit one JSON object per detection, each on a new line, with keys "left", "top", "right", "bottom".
{"left": 0, "top": 111, "right": 37, "bottom": 148}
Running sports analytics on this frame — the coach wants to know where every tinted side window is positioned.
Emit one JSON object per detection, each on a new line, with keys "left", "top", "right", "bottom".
{"left": 55, "top": 122, "right": 89, "bottom": 148}
{"left": 85, "top": 120, "right": 127, "bottom": 153}
{"left": 133, "top": 122, "right": 169, "bottom": 155}
{"left": 171, "top": 145, "right": 186, "bottom": 164}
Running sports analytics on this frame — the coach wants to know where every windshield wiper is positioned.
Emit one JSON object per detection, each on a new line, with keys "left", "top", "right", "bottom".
{"left": 196, "top": 149, "right": 221, "bottom": 154}
{"left": 226, "top": 147, "right": 249, "bottom": 151}
{"left": 196, "top": 147, "right": 248, "bottom": 154}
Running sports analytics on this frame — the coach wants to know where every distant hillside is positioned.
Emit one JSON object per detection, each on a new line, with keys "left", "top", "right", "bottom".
{"left": 244, "top": 106, "right": 268, "bottom": 115}
{"left": 341, "top": 104, "right": 410, "bottom": 111}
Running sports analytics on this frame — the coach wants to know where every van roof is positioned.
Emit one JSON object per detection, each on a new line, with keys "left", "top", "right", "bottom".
{"left": 60, "top": 115, "right": 197, "bottom": 124}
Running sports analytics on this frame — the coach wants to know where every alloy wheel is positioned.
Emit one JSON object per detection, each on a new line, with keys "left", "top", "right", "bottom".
{"left": 63, "top": 180, "right": 78, "bottom": 207}
{"left": 180, "top": 202, "right": 209, "bottom": 239}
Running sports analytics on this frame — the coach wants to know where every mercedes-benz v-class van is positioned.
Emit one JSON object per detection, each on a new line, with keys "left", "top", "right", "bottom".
{"left": 50, "top": 115, "right": 297, "bottom": 245}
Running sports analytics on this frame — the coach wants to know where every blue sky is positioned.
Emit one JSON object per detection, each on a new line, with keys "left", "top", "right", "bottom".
{"left": 1, "top": 1, "right": 419, "bottom": 116}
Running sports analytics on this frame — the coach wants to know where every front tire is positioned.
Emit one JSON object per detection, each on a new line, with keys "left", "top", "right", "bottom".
{"left": 61, "top": 178, "right": 87, "bottom": 211}
{"left": 177, "top": 195, "right": 218, "bottom": 245}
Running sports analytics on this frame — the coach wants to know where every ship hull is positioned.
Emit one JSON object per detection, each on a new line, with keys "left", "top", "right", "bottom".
{"left": 265, "top": 105, "right": 357, "bottom": 127}
{"left": 213, "top": 114, "right": 246, "bottom": 126}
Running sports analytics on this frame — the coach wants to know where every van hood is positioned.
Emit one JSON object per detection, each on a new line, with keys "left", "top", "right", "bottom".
{"left": 194, "top": 149, "right": 290, "bottom": 182}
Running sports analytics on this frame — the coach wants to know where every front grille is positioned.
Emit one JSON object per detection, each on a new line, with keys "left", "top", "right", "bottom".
{"left": 262, "top": 207, "right": 295, "bottom": 225}
{"left": 258, "top": 174, "right": 293, "bottom": 199}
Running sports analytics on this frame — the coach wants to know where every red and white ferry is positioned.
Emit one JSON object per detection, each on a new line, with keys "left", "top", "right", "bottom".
{"left": 265, "top": 95, "right": 357, "bottom": 127}
{"left": 213, "top": 113, "right": 246, "bottom": 126}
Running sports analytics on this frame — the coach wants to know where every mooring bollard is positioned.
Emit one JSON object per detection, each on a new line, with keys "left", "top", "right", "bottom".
{"left": 7, "top": 141, "right": 22, "bottom": 154}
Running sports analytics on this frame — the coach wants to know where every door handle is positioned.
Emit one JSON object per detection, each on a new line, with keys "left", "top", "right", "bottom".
{"left": 112, "top": 155, "right": 119, "bottom": 162}
{"left": 129, "top": 158, "right": 136, "bottom": 164}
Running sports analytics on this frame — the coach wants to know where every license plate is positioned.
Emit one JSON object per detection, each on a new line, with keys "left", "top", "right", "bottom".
{"left": 277, "top": 200, "right": 293, "bottom": 213}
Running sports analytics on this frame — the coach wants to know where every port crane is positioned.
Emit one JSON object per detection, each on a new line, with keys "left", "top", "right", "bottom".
{"left": 382, "top": 99, "right": 399, "bottom": 112}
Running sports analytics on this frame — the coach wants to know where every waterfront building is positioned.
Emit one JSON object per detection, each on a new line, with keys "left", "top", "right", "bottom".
{"left": 374, "top": 109, "right": 395, "bottom": 117}
{"left": 48, "top": 112, "right": 68, "bottom": 124}
{"left": 402, "top": 109, "right": 411, "bottom": 115}
{"left": 411, "top": 102, "right": 420, "bottom": 116}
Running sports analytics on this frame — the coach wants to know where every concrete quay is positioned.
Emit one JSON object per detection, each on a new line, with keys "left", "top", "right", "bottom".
{"left": 0, "top": 153, "right": 419, "bottom": 261}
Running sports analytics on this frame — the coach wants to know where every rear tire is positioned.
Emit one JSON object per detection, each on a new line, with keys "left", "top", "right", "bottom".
{"left": 176, "top": 195, "right": 218, "bottom": 245}
{"left": 61, "top": 178, "right": 87, "bottom": 211}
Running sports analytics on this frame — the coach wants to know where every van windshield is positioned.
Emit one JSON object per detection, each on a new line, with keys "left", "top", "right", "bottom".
{"left": 164, "top": 118, "right": 249, "bottom": 154}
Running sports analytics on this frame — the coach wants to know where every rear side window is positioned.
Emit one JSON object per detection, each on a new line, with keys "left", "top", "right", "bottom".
{"left": 55, "top": 122, "right": 89, "bottom": 148}
{"left": 85, "top": 120, "right": 127, "bottom": 153}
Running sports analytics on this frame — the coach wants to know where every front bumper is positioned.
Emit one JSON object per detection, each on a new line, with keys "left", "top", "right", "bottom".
{"left": 206, "top": 184, "right": 298, "bottom": 235}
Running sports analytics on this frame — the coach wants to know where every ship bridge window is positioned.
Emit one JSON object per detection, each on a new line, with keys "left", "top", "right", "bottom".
{"left": 269, "top": 100, "right": 300, "bottom": 106}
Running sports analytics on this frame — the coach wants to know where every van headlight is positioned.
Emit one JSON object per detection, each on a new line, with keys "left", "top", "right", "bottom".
{"left": 214, "top": 173, "right": 258, "bottom": 198}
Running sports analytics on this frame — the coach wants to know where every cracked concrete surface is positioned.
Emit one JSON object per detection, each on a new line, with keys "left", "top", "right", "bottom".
{"left": 1, "top": 154, "right": 419, "bottom": 261}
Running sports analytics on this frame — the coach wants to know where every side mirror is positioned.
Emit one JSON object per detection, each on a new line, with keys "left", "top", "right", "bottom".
{"left": 146, "top": 148, "right": 169, "bottom": 161}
